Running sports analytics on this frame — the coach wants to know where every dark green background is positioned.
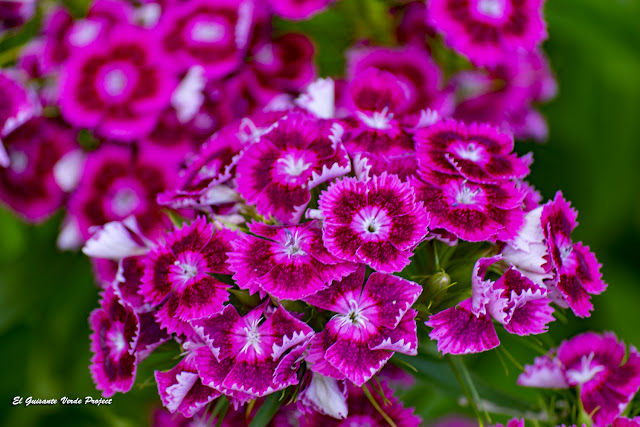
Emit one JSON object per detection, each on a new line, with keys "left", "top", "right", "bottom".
{"left": 1, "top": 0, "right": 639, "bottom": 424}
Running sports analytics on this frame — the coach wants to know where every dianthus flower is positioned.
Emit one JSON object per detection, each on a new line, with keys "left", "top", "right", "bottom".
{"left": 191, "top": 304, "right": 314, "bottom": 397}
{"left": 429, "top": 0, "right": 547, "bottom": 66}
{"left": 228, "top": 220, "right": 356, "bottom": 299}
{"left": 59, "top": 23, "right": 176, "bottom": 140}
{"left": 414, "top": 119, "right": 530, "bottom": 184}
{"left": 140, "top": 217, "right": 236, "bottom": 335}
{"left": 0, "top": 70, "right": 40, "bottom": 167}
{"left": 89, "top": 285, "right": 140, "bottom": 397}
{"left": 346, "top": 46, "right": 449, "bottom": 118}
{"left": 68, "top": 144, "right": 174, "bottom": 240}
{"left": 319, "top": 173, "right": 429, "bottom": 273}
{"left": 412, "top": 171, "right": 525, "bottom": 242}
{"left": 304, "top": 266, "right": 421, "bottom": 385}
{"left": 519, "top": 332, "right": 640, "bottom": 426}
{"left": 0, "top": 0, "right": 35, "bottom": 33}
{"left": 157, "top": 0, "right": 254, "bottom": 78}
{"left": 155, "top": 350, "right": 220, "bottom": 417}
{"left": 236, "top": 111, "right": 351, "bottom": 223}
{"left": 541, "top": 192, "right": 606, "bottom": 317}
{"left": 427, "top": 255, "right": 554, "bottom": 354}
{"left": 0, "top": 118, "right": 76, "bottom": 222}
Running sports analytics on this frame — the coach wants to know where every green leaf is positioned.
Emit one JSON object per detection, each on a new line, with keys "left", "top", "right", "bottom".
{"left": 247, "top": 393, "right": 283, "bottom": 427}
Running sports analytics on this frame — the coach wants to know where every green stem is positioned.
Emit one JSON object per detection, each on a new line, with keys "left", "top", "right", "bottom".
{"left": 362, "top": 384, "right": 398, "bottom": 427}
{"left": 447, "top": 356, "right": 491, "bottom": 426}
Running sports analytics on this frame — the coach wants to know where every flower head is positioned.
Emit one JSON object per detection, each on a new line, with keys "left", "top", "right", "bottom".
{"left": 59, "top": 23, "right": 176, "bottom": 140}
{"left": 319, "top": 173, "right": 429, "bottom": 273}
{"left": 429, "top": 0, "right": 547, "bottom": 66}
{"left": 89, "top": 285, "right": 140, "bottom": 397}
{"left": 140, "top": 217, "right": 236, "bottom": 335}
{"left": 304, "top": 265, "right": 421, "bottom": 385}
{"left": 228, "top": 220, "right": 356, "bottom": 299}
{"left": 191, "top": 304, "right": 314, "bottom": 397}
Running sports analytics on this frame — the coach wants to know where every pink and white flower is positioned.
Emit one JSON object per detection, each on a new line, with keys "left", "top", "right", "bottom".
{"left": 412, "top": 171, "right": 525, "bottom": 242}
{"left": 236, "top": 111, "right": 351, "bottom": 223}
{"left": 191, "top": 304, "right": 314, "bottom": 397}
{"left": 0, "top": 118, "right": 76, "bottom": 222}
{"left": 157, "top": 0, "right": 254, "bottom": 78}
{"left": 68, "top": 144, "right": 174, "bottom": 240}
{"left": 541, "top": 192, "right": 606, "bottom": 317}
{"left": 414, "top": 119, "right": 530, "bottom": 184}
{"left": 89, "top": 285, "right": 140, "bottom": 397}
{"left": 429, "top": 0, "right": 547, "bottom": 66}
{"left": 304, "top": 265, "right": 421, "bottom": 385}
{"left": 228, "top": 220, "right": 356, "bottom": 299}
{"left": 59, "top": 23, "right": 176, "bottom": 140}
{"left": 519, "top": 332, "right": 640, "bottom": 426}
{"left": 319, "top": 173, "right": 429, "bottom": 273}
{"left": 155, "top": 351, "right": 220, "bottom": 417}
{"left": 140, "top": 217, "right": 236, "bottom": 335}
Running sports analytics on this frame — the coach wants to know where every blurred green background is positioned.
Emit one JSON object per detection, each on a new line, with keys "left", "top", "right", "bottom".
{"left": 2, "top": 0, "right": 640, "bottom": 425}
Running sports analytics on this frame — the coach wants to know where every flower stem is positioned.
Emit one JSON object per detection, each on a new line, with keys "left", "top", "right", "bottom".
{"left": 362, "top": 383, "right": 398, "bottom": 427}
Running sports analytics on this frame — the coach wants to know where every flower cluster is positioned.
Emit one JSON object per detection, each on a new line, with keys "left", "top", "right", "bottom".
{"left": 519, "top": 332, "right": 640, "bottom": 426}
{"left": 1, "top": 0, "right": 632, "bottom": 426}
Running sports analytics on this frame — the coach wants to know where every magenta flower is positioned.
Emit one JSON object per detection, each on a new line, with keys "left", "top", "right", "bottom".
{"left": 140, "top": 217, "right": 236, "bottom": 335}
{"left": 0, "top": 70, "right": 40, "bottom": 167}
{"left": 298, "top": 379, "right": 422, "bottom": 426}
{"left": 155, "top": 351, "right": 220, "bottom": 417}
{"left": 319, "top": 173, "right": 429, "bottom": 273}
{"left": 519, "top": 332, "right": 640, "bottom": 426}
{"left": 59, "top": 23, "right": 176, "bottom": 140}
{"left": 191, "top": 304, "right": 314, "bottom": 397}
{"left": 250, "top": 33, "right": 317, "bottom": 96}
{"left": 89, "top": 286, "right": 139, "bottom": 397}
{"left": 68, "top": 144, "right": 174, "bottom": 240}
{"left": 0, "top": 118, "right": 76, "bottom": 222}
{"left": 541, "top": 192, "right": 606, "bottom": 317}
{"left": 304, "top": 266, "right": 421, "bottom": 385}
{"left": 453, "top": 50, "right": 557, "bottom": 141}
{"left": 412, "top": 171, "right": 525, "bottom": 242}
{"left": 157, "top": 0, "right": 254, "bottom": 78}
{"left": 415, "top": 119, "right": 530, "bottom": 184}
{"left": 156, "top": 123, "right": 245, "bottom": 211}
{"left": 236, "top": 111, "right": 351, "bottom": 223}
{"left": 426, "top": 298, "right": 499, "bottom": 355}
{"left": 269, "top": 0, "right": 334, "bottom": 21}
{"left": 0, "top": 0, "right": 35, "bottom": 33}
{"left": 346, "top": 67, "right": 408, "bottom": 116}
{"left": 346, "top": 46, "right": 449, "bottom": 117}
{"left": 429, "top": 0, "right": 547, "bottom": 66}
{"left": 228, "top": 220, "right": 356, "bottom": 299}
{"left": 428, "top": 256, "right": 554, "bottom": 354}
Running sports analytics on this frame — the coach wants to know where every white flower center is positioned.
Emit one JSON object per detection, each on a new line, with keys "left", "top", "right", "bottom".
{"left": 277, "top": 154, "right": 312, "bottom": 177}
{"left": 356, "top": 107, "right": 393, "bottom": 130}
{"left": 477, "top": 0, "right": 505, "bottom": 18}
{"left": 104, "top": 68, "right": 128, "bottom": 96}
{"left": 283, "top": 229, "right": 306, "bottom": 257}
{"left": 69, "top": 20, "right": 101, "bottom": 47}
{"left": 191, "top": 21, "right": 224, "bottom": 43}
{"left": 337, "top": 301, "right": 369, "bottom": 328}
{"left": 456, "top": 143, "right": 482, "bottom": 162}
{"left": 175, "top": 260, "right": 199, "bottom": 279}
{"left": 110, "top": 330, "right": 126, "bottom": 354}
{"left": 9, "top": 150, "right": 28, "bottom": 173}
{"left": 112, "top": 187, "right": 140, "bottom": 217}
{"left": 240, "top": 319, "right": 263, "bottom": 355}
{"left": 352, "top": 205, "right": 391, "bottom": 240}
{"left": 566, "top": 352, "right": 605, "bottom": 385}
{"left": 454, "top": 183, "right": 479, "bottom": 206}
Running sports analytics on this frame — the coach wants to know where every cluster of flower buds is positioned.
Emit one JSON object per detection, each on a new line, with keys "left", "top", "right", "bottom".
{"left": 1, "top": 0, "right": 635, "bottom": 425}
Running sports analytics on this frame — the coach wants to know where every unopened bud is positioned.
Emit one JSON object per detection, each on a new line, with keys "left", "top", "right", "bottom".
{"left": 425, "top": 270, "right": 451, "bottom": 297}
